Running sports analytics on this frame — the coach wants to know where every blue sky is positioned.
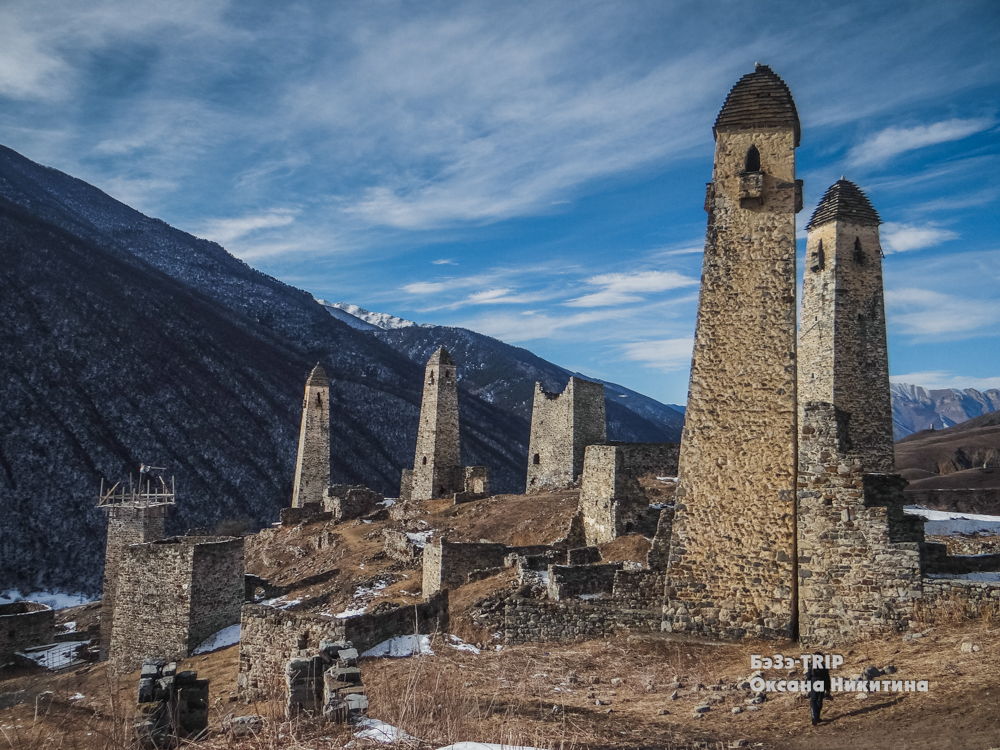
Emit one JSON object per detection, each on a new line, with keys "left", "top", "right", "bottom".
{"left": 1, "top": 1, "right": 997, "bottom": 405}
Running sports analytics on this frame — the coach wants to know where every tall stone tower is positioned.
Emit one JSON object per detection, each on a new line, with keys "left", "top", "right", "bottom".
{"left": 799, "top": 179, "right": 894, "bottom": 469}
{"left": 660, "top": 64, "right": 802, "bottom": 640}
{"left": 99, "top": 473, "right": 172, "bottom": 660}
{"left": 291, "top": 364, "right": 331, "bottom": 509}
{"left": 525, "top": 377, "right": 606, "bottom": 492}
{"left": 408, "top": 347, "right": 463, "bottom": 501}
{"left": 797, "top": 179, "right": 923, "bottom": 643}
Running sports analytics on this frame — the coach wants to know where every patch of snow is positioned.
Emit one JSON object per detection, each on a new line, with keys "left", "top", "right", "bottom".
{"left": 361, "top": 634, "right": 434, "bottom": 658}
{"left": 927, "top": 572, "right": 1000, "bottom": 582}
{"left": 406, "top": 530, "right": 434, "bottom": 548}
{"left": 379, "top": 498, "right": 397, "bottom": 507}
{"left": 354, "top": 580, "right": 389, "bottom": 599}
{"left": 363, "top": 520, "right": 372, "bottom": 524}
{"left": 336, "top": 607, "right": 367, "bottom": 619}
{"left": 447, "top": 634, "right": 480, "bottom": 654}
{"left": 656, "top": 476, "right": 678, "bottom": 482}
{"left": 436, "top": 743, "right": 542, "bottom": 750}
{"left": 353, "top": 717, "right": 416, "bottom": 744}
{"left": 69, "top": 693, "right": 84, "bottom": 701}
{"left": 19, "top": 641, "right": 90, "bottom": 670}
{"left": 193, "top": 624, "right": 241, "bottom": 654}
{"left": 578, "top": 594, "right": 601, "bottom": 601}
{"left": 0, "top": 590, "right": 93, "bottom": 610}
{"left": 904, "top": 506, "right": 1000, "bottom": 536}
{"left": 263, "top": 596, "right": 303, "bottom": 609}
{"left": 317, "top": 300, "right": 429, "bottom": 332}
{"left": 60, "top": 621, "right": 77, "bottom": 633}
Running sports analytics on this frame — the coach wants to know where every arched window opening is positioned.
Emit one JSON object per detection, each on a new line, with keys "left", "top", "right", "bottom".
{"left": 429, "top": 372, "right": 435, "bottom": 385}
{"left": 316, "top": 393, "right": 323, "bottom": 405}
{"left": 854, "top": 237, "right": 866, "bottom": 266}
{"left": 532, "top": 453, "right": 540, "bottom": 465}
{"left": 744, "top": 145, "right": 761, "bottom": 172}
{"left": 421, "top": 456, "right": 427, "bottom": 465}
{"left": 444, "top": 370, "right": 450, "bottom": 379}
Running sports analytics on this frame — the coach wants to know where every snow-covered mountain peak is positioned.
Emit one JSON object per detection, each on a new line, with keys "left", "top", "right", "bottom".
{"left": 316, "top": 300, "right": 428, "bottom": 331}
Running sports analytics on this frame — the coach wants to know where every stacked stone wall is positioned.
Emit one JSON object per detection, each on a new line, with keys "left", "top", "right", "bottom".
{"left": 526, "top": 378, "right": 606, "bottom": 492}
{"left": 292, "top": 366, "right": 331, "bottom": 508}
{"left": 0, "top": 602, "right": 54, "bottom": 663}
{"left": 453, "top": 466, "right": 490, "bottom": 504}
{"left": 613, "top": 570, "right": 666, "bottom": 610}
{"left": 109, "top": 536, "right": 243, "bottom": 674}
{"left": 797, "top": 403, "right": 924, "bottom": 644}
{"left": 661, "top": 124, "right": 800, "bottom": 640}
{"left": 547, "top": 563, "right": 622, "bottom": 601}
{"left": 925, "top": 535, "right": 1000, "bottom": 556}
{"left": 238, "top": 593, "right": 448, "bottom": 702}
{"left": 325, "top": 485, "right": 382, "bottom": 522}
{"left": 504, "top": 597, "right": 660, "bottom": 644}
{"left": 423, "top": 541, "right": 508, "bottom": 596}
{"left": 921, "top": 577, "right": 1000, "bottom": 617}
{"left": 905, "top": 488, "right": 1000, "bottom": 514}
{"left": 101, "top": 503, "right": 167, "bottom": 660}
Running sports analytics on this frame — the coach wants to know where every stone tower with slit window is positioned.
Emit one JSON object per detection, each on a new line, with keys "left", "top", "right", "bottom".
{"left": 291, "top": 364, "right": 331, "bottom": 509}
{"left": 659, "top": 64, "right": 803, "bottom": 639}
{"left": 405, "top": 347, "right": 463, "bottom": 501}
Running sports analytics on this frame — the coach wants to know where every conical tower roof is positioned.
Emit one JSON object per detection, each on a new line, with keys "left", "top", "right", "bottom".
{"left": 427, "top": 346, "right": 455, "bottom": 366}
{"left": 306, "top": 362, "right": 329, "bottom": 386}
{"left": 714, "top": 63, "right": 801, "bottom": 147}
{"left": 807, "top": 178, "right": 881, "bottom": 230}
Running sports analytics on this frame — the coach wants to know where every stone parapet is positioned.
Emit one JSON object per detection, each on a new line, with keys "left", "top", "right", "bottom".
{"left": 0, "top": 602, "right": 54, "bottom": 663}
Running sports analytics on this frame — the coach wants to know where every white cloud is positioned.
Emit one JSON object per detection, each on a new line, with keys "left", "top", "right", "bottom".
{"left": 432, "top": 259, "right": 457, "bottom": 265}
{"left": 881, "top": 222, "right": 958, "bottom": 253}
{"left": 402, "top": 281, "right": 451, "bottom": 295}
{"left": 890, "top": 371, "right": 1000, "bottom": 392}
{"left": 848, "top": 118, "right": 994, "bottom": 166}
{"left": 462, "top": 308, "right": 631, "bottom": 343}
{"left": 198, "top": 209, "right": 298, "bottom": 246}
{"left": 620, "top": 338, "right": 694, "bottom": 371}
{"left": 566, "top": 270, "right": 698, "bottom": 307}
{"left": 886, "top": 288, "right": 1000, "bottom": 337}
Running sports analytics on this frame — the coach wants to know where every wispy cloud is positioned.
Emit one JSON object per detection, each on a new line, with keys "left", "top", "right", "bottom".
{"left": 886, "top": 288, "right": 1000, "bottom": 337}
{"left": 198, "top": 209, "right": 298, "bottom": 246}
{"left": 621, "top": 338, "right": 694, "bottom": 371}
{"left": 848, "top": 118, "right": 994, "bottom": 167}
{"left": 432, "top": 259, "right": 457, "bottom": 265}
{"left": 881, "top": 222, "right": 958, "bottom": 253}
{"left": 890, "top": 371, "right": 1000, "bottom": 392}
{"left": 461, "top": 308, "right": 631, "bottom": 343}
{"left": 566, "top": 270, "right": 697, "bottom": 307}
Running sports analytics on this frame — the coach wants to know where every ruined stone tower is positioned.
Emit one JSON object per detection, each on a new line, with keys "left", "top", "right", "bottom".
{"left": 660, "top": 64, "right": 802, "bottom": 639}
{"left": 407, "top": 347, "right": 463, "bottom": 501}
{"left": 291, "top": 364, "right": 331, "bottom": 509}
{"left": 526, "top": 377, "right": 606, "bottom": 492}
{"left": 99, "top": 474, "right": 172, "bottom": 660}
{"left": 796, "top": 180, "right": 923, "bottom": 643}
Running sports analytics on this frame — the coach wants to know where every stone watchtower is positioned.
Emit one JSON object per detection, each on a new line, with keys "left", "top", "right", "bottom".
{"left": 660, "top": 64, "right": 803, "bottom": 639}
{"left": 526, "top": 377, "right": 606, "bottom": 492}
{"left": 291, "top": 364, "right": 331, "bottom": 508}
{"left": 406, "top": 347, "right": 463, "bottom": 501}
{"left": 98, "top": 472, "right": 173, "bottom": 660}
{"left": 797, "top": 180, "right": 923, "bottom": 643}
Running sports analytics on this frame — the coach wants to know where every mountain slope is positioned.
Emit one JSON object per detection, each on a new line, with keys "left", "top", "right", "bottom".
{"left": 892, "top": 382, "right": 1000, "bottom": 439}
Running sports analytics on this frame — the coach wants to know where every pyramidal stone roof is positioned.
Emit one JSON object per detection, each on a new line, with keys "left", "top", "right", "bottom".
{"left": 306, "top": 362, "right": 329, "bottom": 386}
{"left": 428, "top": 347, "right": 455, "bottom": 366}
{"left": 714, "top": 63, "right": 801, "bottom": 147}
{"left": 807, "top": 178, "right": 881, "bottom": 229}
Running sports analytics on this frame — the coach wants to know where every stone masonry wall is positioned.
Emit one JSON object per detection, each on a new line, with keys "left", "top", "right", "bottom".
{"left": 581, "top": 443, "right": 678, "bottom": 545}
{"left": 504, "top": 597, "right": 660, "bottom": 645}
{"left": 797, "top": 402, "right": 924, "bottom": 644}
{"left": 100, "top": 503, "right": 167, "bottom": 660}
{"left": 410, "top": 348, "right": 463, "bottom": 501}
{"left": 188, "top": 537, "right": 245, "bottom": 652}
{"left": 292, "top": 365, "right": 331, "bottom": 508}
{"left": 921, "top": 577, "right": 1000, "bottom": 618}
{"left": 661, "top": 122, "right": 800, "bottom": 640}
{"left": 547, "top": 563, "right": 622, "bottom": 601}
{"left": 423, "top": 540, "right": 508, "bottom": 596}
{"left": 325, "top": 485, "right": 382, "bottom": 522}
{"left": 109, "top": 536, "right": 242, "bottom": 674}
{"left": 526, "top": 378, "right": 606, "bottom": 492}
{"left": 238, "top": 593, "right": 448, "bottom": 702}
{"left": 0, "top": 602, "right": 54, "bottom": 663}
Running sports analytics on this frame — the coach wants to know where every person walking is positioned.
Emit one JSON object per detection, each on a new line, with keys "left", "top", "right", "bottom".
{"left": 806, "top": 653, "right": 833, "bottom": 725}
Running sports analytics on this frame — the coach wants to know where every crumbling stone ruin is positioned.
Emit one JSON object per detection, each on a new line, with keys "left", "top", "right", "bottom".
{"left": 238, "top": 593, "right": 448, "bottom": 703}
{"left": 526, "top": 377, "right": 607, "bottom": 492}
{"left": 291, "top": 364, "right": 331, "bottom": 509}
{"left": 286, "top": 640, "right": 367, "bottom": 721}
{"left": 400, "top": 347, "right": 489, "bottom": 503}
{"left": 134, "top": 659, "right": 209, "bottom": 748}
{"left": 0, "top": 601, "right": 54, "bottom": 664}
{"left": 658, "top": 64, "right": 803, "bottom": 640}
{"left": 324, "top": 484, "right": 383, "bottom": 522}
{"left": 109, "top": 535, "right": 244, "bottom": 675}
{"left": 579, "top": 442, "right": 679, "bottom": 545}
